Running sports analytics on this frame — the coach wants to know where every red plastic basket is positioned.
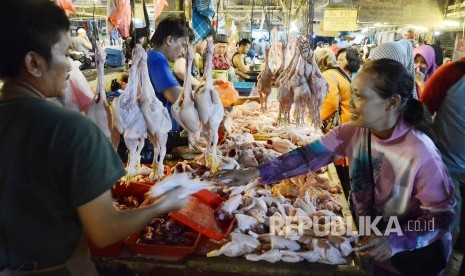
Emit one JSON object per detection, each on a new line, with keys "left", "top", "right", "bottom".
{"left": 89, "top": 182, "right": 151, "bottom": 257}
{"left": 170, "top": 190, "right": 236, "bottom": 241}
{"left": 124, "top": 197, "right": 202, "bottom": 259}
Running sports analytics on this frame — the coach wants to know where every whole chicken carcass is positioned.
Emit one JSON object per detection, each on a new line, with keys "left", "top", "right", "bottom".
{"left": 268, "top": 27, "right": 283, "bottom": 74}
{"left": 257, "top": 46, "right": 273, "bottom": 112}
{"left": 86, "top": 45, "right": 113, "bottom": 141}
{"left": 171, "top": 46, "right": 201, "bottom": 134}
{"left": 137, "top": 44, "right": 172, "bottom": 179}
{"left": 276, "top": 46, "right": 300, "bottom": 125}
{"left": 290, "top": 56, "right": 311, "bottom": 127}
{"left": 111, "top": 46, "right": 148, "bottom": 184}
{"left": 305, "top": 52, "right": 328, "bottom": 127}
{"left": 194, "top": 40, "right": 225, "bottom": 172}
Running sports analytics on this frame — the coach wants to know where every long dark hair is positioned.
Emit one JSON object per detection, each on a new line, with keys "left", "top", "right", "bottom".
{"left": 362, "top": 59, "right": 435, "bottom": 141}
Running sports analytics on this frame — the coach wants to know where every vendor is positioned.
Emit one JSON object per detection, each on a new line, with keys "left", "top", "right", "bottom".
{"left": 213, "top": 59, "right": 455, "bottom": 276}
{"left": 71, "top": 28, "right": 93, "bottom": 57}
{"left": 232, "top": 38, "right": 253, "bottom": 81}
{"left": 212, "top": 34, "right": 236, "bottom": 81}
{"left": 0, "top": 1, "right": 188, "bottom": 273}
{"left": 147, "top": 16, "right": 191, "bottom": 132}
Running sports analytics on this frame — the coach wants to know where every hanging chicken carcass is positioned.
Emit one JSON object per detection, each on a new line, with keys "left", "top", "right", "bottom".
{"left": 171, "top": 46, "right": 201, "bottom": 134}
{"left": 257, "top": 46, "right": 272, "bottom": 113}
{"left": 268, "top": 27, "right": 283, "bottom": 74}
{"left": 111, "top": 46, "right": 148, "bottom": 184}
{"left": 194, "top": 40, "right": 225, "bottom": 172}
{"left": 276, "top": 43, "right": 300, "bottom": 125}
{"left": 137, "top": 44, "right": 172, "bottom": 180}
{"left": 86, "top": 45, "right": 117, "bottom": 148}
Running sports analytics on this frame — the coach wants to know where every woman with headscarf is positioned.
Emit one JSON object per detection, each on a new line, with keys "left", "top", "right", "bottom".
{"left": 368, "top": 39, "right": 418, "bottom": 99}
{"left": 314, "top": 48, "right": 352, "bottom": 198}
{"left": 414, "top": 44, "right": 438, "bottom": 94}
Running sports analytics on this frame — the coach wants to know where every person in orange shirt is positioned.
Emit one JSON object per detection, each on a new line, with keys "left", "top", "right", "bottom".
{"left": 314, "top": 48, "right": 352, "bottom": 197}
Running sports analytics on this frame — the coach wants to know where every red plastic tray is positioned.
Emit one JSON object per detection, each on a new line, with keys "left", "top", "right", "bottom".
{"left": 89, "top": 182, "right": 151, "bottom": 257}
{"left": 125, "top": 228, "right": 202, "bottom": 258}
{"left": 170, "top": 190, "right": 236, "bottom": 241}
{"left": 124, "top": 197, "right": 202, "bottom": 258}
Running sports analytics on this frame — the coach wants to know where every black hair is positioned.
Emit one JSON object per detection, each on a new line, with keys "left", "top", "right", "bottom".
{"left": 337, "top": 48, "right": 361, "bottom": 74}
{"left": 150, "top": 16, "right": 191, "bottom": 48}
{"left": 238, "top": 38, "right": 251, "bottom": 47}
{"left": 0, "top": 0, "right": 70, "bottom": 79}
{"left": 362, "top": 59, "right": 435, "bottom": 141}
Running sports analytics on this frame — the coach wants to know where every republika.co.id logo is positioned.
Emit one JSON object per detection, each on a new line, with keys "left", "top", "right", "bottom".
{"left": 270, "top": 215, "right": 435, "bottom": 237}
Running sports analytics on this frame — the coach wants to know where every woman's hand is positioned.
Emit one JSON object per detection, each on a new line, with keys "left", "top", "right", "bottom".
{"left": 355, "top": 236, "right": 393, "bottom": 261}
{"left": 209, "top": 168, "right": 260, "bottom": 186}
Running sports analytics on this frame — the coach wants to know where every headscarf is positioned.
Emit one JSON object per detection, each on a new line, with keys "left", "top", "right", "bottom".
{"left": 414, "top": 44, "right": 438, "bottom": 82}
{"left": 368, "top": 39, "right": 417, "bottom": 99}
{"left": 314, "top": 48, "right": 337, "bottom": 72}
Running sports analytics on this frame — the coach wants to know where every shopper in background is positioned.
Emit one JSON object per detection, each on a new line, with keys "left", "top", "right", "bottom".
{"left": 232, "top": 38, "right": 253, "bottom": 81}
{"left": 414, "top": 44, "right": 438, "bottom": 94}
{"left": 443, "top": 55, "right": 452, "bottom": 65}
{"left": 336, "top": 47, "right": 361, "bottom": 79}
{"left": 148, "top": 16, "right": 191, "bottom": 132}
{"left": 72, "top": 28, "right": 93, "bottom": 57}
{"left": 0, "top": 1, "right": 187, "bottom": 274}
{"left": 213, "top": 59, "right": 455, "bottom": 276}
{"left": 421, "top": 57, "right": 465, "bottom": 275}
{"left": 314, "top": 48, "right": 352, "bottom": 198}
{"left": 368, "top": 39, "right": 418, "bottom": 99}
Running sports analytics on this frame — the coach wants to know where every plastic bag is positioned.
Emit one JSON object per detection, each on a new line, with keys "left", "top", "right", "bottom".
{"left": 213, "top": 80, "right": 239, "bottom": 107}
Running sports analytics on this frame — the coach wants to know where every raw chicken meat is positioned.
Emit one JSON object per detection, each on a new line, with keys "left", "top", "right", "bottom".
{"left": 306, "top": 53, "right": 328, "bottom": 127}
{"left": 137, "top": 44, "right": 172, "bottom": 179}
{"left": 311, "top": 238, "right": 348, "bottom": 265}
{"left": 111, "top": 46, "right": 148, "bottom": 183}
{"left": 276, "top": 46, "right": 299, "bottom": 125}
{"left": 207, "top": 241, "right": 254, "bottom": 258}
{"left": 270, "top": 236, "right": 300, "bottom": 251}
{"left": 268, "top": 27, "right": 283, "bottom": 74}
{"left": 86, "top": 45, "right": 112, "bottom": 141}
{"left": 230, "top": 232, "right": 261, "bottom": 249}
{"left": 194, "top": 40, "right": 225, "bottom": 172}
{"left": 245, "top": 249, "right": 282, "bottom": 263}
{"left": 149, "top": 173, "right": 211, "bottom": 199}
{"left": 171, "top": 46, "right": 201, "bottom": 133}
{"left": 256, "top": 46, "right": 273, "bottom": 112}
{"left": 290, "top": 56, "right": 311, "bottom": 127}
{"left": 266, "top": 137, "right": 296, "bottom": 153}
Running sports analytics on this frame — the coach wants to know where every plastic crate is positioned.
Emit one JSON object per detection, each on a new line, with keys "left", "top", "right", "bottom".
{"left": 88, "top": 182, "right": 151, "bottom": 256}
{"left": 104, "top": 46, "right": 123, "bottom": 67}
{"left": 170, "top": 190, "right": 236, "bottom": 241}
{"left": 125, "top": 197, "right": 202, "bottom": 259}
{"left": 233, "top": 81, "right": 255, "bottom": 96}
